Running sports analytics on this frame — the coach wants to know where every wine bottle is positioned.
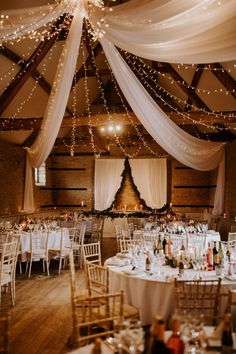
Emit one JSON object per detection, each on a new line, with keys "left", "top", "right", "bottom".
{"left": 158, "top": 235, "right": 163, "bottom": 254}
{"left": 91, "top": 338, "right": 102, "bottom": 354}
{"left": 162, "top": 235, "right": 168, "bottom": 255}
{"left": 180, "top": 241, "right": 185, "bottom": 252}
{"left": 218, "top": 241, "right": 224, "bottom": 267}
{"left": 221, "top": 313, "right": 233, "bottom": 354}
{"left": 146, "top": 251, "right": 152, "bottom": 272}
{"left": 178, "top": 252, "right": 184, "bottom": 276}
{"left": 167, "top": 318, "right": 185, "bottom": 354}
{"left": 153, "top": 240, "right": 158, "bottom": 255}
{"left": 206, "top": 242, "right": 213, "bottom": 271}
{"left": 213, "top": 241, "right": 219, "bottom": 270}
{"left": 149, "top": 316, "right": 171, "bottom": 354}
{"left": 168, "top": 237, "right": 173, "bottom": 258}
{"left": 226, "top": 243, "right": 231, "bottom": 262}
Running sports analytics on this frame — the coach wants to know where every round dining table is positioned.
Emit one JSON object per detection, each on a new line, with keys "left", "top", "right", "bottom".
{"left": 106, "top": 255, "right": 236, "bottom": 326}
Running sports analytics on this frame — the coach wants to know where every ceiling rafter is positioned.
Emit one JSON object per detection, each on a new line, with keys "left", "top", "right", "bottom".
{"left": 210, "top": 63, "right": 236, "bottom": 100}
{"left": 184, "top": 64, "right": 205, "bottom": 111}
{"left": 124, "top": 53, "right": 181, "bottom": 111}
{"left": 0, "top": 15, "right": 67, "bottom": 117}
{"left": 0, "top": 45, "right": 73, "bottom": 116}
{"left": 160, "top": 62, "right": 210, "bottom": 111}
{"left": 1, "top": 111, "right": 235, "bottom": 131}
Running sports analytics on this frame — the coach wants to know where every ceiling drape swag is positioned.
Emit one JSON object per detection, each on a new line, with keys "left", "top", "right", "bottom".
{"left": 1, "top": 0, "right": 234, "bottom": 214}
{"left": 99, "top": 37, "right": 225, "bottom": 215}
{"left": 0, "top": 2, "right": 74, "bottom": 42}
{"left": 89, "top": 0, "right": 236, "bottom": 63}
{"left": 23, "top": 1, "right": 83, "bottom": 212}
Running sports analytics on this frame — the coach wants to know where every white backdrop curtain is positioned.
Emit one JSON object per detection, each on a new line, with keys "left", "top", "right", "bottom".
{"left": 94, "top": 159, "right": 125, "bottom": 211}
{"left": 129, "top": 159, "right": 167, "bottom": 209}
{"left": 100, "top": 37, "right": 225, "bottom": 215}
{"left": 23, "top": 1, "right": 84, "bottom": 211}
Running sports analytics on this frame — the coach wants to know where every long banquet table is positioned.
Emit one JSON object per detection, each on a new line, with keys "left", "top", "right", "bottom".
{"left": 106, "top": 256, "right": 236, "bottom": 326}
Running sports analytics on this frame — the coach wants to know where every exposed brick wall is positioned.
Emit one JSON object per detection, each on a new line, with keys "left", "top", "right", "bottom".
{"left": 225, "top": 140, "right": 236, "bottom": 217}
{"left": 115, "top": 173, "right": 141, "bottom": 211}
{"left": 0, "top": 141, "right": 235, "bottom": 220}
{"left": 171, "top": 159, "right": 213, "bottom": 214}
{"left": 0, "top": 140, "right": 25, "bottom": 214}
{"left": 46, "top": 155, "right": 94, "bottom": 211}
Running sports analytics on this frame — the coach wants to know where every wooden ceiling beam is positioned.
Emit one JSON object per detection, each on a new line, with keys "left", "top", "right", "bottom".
{"left": 124, "top": 55, "right": 182, "bottom": 111}
{"left": 0, "top": 16, "right": 65, "bottom": 116}
{"left": 210, "top": 63, "right": 236, "bottom": 100}
{"left": 160, "top": 62, "right": 210, "bottom": 111}
{"left": 0, "top": 45, "right": 73, "bottom": 116}
{"left": 72, "top": 41, "right": 103, "bottom": 88}
{"left": 0, "top": 111, "right": 235, "bottom": 131}
{"left": 185, "top": 64, "right": 205, "bottom": 111}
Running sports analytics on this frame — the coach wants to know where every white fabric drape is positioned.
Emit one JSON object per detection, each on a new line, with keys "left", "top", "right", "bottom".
{"left": 129, "top": 159, "right": 167, "bottom": 209}
{"left": 1, "top": 0, "right": 234, "bottom": 214}
{"left": 0, "top": 2, "right": 74, "bottom": 42}
{"left": 100, "top": 37, "right": 225, "bottom": 215}
{"left": 90, "top": 0, "right": 236, "bottom": 63}
{"left": 94, "top": 159, "right": 125, "bottom": 211}
{"left": 23, "top": 2, "right": 83, "bottom": 212}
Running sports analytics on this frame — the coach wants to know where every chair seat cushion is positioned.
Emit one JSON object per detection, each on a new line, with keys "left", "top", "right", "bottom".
{"left": 123, "top": 303, "right": 139, "bottom": 318}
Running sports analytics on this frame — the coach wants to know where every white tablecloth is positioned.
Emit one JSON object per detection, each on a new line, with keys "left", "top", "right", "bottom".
{"left": 20, "top": 229, "right": 69, "bottom": 253}
{"left": 107, "top": 258, "right": 235, "bottom": 326}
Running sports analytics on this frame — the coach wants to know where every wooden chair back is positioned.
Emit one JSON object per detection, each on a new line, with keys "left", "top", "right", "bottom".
{"left": 69, "top": 250, "right": 124, "bottom": 347}
{"left": 82, "top": 242, "right": 101, "bottom": 266}
{"left": 86, "top": 261, "right": 109, "bottom": 296}
{"left": 174, "top": 278, "right": 222, "bottom": 325}
{"left": 119, "top": 239, "right": 139, "bottom": 253}
{"left": 74, "top": 291, "right": 124, "bottom": 346}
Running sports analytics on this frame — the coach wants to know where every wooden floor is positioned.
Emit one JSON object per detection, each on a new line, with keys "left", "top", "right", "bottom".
{"left": 1, "top": 238, "right": 117, "bottom": 354}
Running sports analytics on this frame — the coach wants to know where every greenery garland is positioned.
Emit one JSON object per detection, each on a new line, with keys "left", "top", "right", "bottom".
{"left": 94, "top": 158, "right": 168, "bottom": 215}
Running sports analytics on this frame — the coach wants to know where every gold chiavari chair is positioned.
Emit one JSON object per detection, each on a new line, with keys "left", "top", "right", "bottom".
{"left": 82, "top": 241, "right": 102, "bottom": 266}
{"left": 119, "top": 239, "right": 139, "bottom": 253}
{"left": 86, "top": 261, "right": 139, "bottom": 320}
{"left": 68, "top": 250, "right": 124, "bottom": 348}
{"left": 174, "top": 278, "right": 222, "bottom": 326}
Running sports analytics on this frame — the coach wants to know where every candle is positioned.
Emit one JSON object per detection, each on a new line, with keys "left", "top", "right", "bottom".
{"left": 223, "top": 212, "right": 227, "bottom": 219}
{"left": 124, "top": 204, "right": 127, "bottom": 211}
{"left": 170, "top": 202, "right": 173, "bottom": 208}
{"left": 81, "top": 201, "right": 84, "bottom": 207}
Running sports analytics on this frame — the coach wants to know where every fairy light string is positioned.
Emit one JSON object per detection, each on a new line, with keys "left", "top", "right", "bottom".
{"left": 123, "top": 52, "right": 236, "bottom": 131}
